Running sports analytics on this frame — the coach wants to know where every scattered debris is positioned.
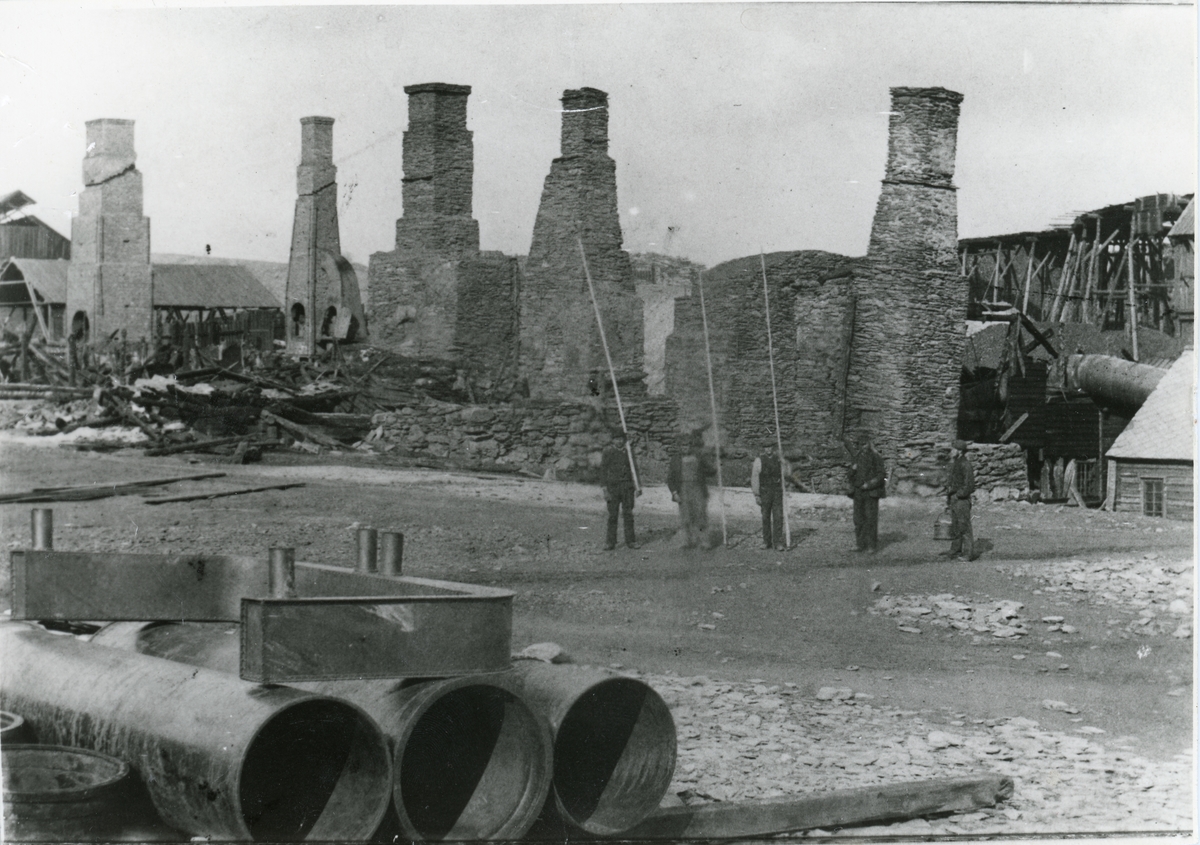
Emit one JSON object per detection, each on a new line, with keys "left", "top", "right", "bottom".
{"left": 870, "top": 594, "right": 1032, "bottom": 639}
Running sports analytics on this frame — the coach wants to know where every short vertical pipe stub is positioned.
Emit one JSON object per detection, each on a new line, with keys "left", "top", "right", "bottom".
{"left": 356, "top": 528, "right": 378, "bottom": 573}
{"left": 379, "top": 531, "right": 404, "bottom": 576}
{"left": 31, "top": 509, "right": 53, "bottom": 550}
{"left": 268, "top": 547, "right": 296, "bottom": 598}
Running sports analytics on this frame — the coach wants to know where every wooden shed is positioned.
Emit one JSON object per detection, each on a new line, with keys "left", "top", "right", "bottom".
{"left": 1105, "top": 355, "right": 1195, "bottom": 520}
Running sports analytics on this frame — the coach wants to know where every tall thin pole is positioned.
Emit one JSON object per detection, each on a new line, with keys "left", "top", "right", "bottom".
{"left": 579, "top": 236, "right": 640, "bottom": 492}
{"left": 1126, "top": 237, "right": 1139, "bottom": 362}
{"left": 760, "top": 252, "right": 791, "bottom": 548}
{"left": 698, "top": 273, "right": 727, "bottom": 546}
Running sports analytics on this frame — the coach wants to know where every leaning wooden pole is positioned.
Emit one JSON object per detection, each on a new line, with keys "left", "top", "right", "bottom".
{"left": 760, "top": 252, "right": 791, "bottom": 548}
{"left": 698, "top": 273, "right": 727, "bottom": 546}
{"left": 579, "top": 236, "right": 640, "bottom": 492}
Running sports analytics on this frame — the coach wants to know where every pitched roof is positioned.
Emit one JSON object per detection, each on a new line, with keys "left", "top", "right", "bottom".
{"left": 0, "top": 257, "right": 69, "bottom": 302}
{"left": 152, "top": 263, "right": 281, "bottom": 309}
{"left": 0, "top": 190, "right": 35, "bottom": 219}
{"left": 1106, "top": 354, "right": 1196, "bottom": 462}
{"left": 1169, "top": 198, "right": 1194, "bottom": 239}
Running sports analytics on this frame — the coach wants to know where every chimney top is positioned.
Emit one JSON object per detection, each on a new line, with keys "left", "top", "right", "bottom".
{"left": 300, "top": 116, "right": 335, "bottom": 125}
{"left": 404, "top": 83, "right": 472, "bottom": 97}
{"left": 889, "top": 86, "right": 964, "bottom": 105}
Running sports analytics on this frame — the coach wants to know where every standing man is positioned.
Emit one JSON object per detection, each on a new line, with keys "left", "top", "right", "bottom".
{"left": 751, "top": 443, "right": 792, "bottom": 550}
{"left": 668, "top": 431, "right": 714, "bottom": 549}
{"left": 848, "top": 435, "right": 887, "bottom": 553}
{"left": 601, "top": 430, "right": 640, "bottom": 550}
{"left": 945, "top": 439, "right": 977, "bottom": 561}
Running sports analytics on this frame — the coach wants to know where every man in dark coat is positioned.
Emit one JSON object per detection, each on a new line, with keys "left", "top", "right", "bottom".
{"left": 601, "top": 431, "right": 640, "bottom": 550}
{"left": 944, "top": 439, "right": 977, "bottom": 561}
{"left": 848, "top": 435, "right": 887, "bottom": 552}
{"left": 752, "top": 445, "right": 792, "bottom": 550}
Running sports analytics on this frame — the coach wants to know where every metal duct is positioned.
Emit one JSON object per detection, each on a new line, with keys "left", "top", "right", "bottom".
{"left": 511, "top": 661, "right": 677, "bottom": 837}
{"left": 92, "top": 621, "right": 553, "bottom": 841}
{"left": 0, "top": 622, "right": 392, "bottom": 842}
{"left": 1061, "top": 354, "right": 1167, "bottom": 407}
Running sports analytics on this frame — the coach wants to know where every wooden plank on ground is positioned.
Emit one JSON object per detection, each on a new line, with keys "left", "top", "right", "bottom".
{"left": 624, "top": 775, "right": 1015, "bottom": 840}
{"left": 142, "top": 481, "right": 305, "bottom": 505}
{"left": 0, "top": 472, "right": 227, "bottom": 504}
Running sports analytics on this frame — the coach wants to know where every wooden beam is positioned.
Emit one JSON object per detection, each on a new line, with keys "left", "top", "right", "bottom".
{"left": 142, "top": 481, "right": 305, "bottom": 505}
{"left": 624, "top": 775, "right": 1014, "bottom": 840}
{"left": 1000, "top": 412, "right": 1030, "bottom": 442}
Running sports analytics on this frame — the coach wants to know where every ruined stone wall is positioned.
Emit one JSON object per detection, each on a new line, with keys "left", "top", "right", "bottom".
{"left": 848, "top": 87, "right": 966, "bottom": 473}
{"left": 369, "top": 396, "right": 679, "bottom": 481}
{"left": 455, "top": 252, "right": 520, "bottom": 389}
{"left": 664, "top": 251, "right": 860, "bottom": 491}
{"left": 368, "top": 83, "right": 480, "bottom": 359}
{"left": 65, "top": 119, "right": 153, "bottom": 341}
{"left": 520, "top": 88, "right": 643, "bottom": 398}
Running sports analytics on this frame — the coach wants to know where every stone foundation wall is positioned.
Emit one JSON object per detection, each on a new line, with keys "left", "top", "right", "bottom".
{"left": 370, "top": 396, "right": 679, "bottom": 481}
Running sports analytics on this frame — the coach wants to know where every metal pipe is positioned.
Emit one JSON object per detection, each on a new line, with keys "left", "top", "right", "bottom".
{"left": 2, "top": 622, "right": 392, "bottom": 842}
{"left": 355, "top": 528, "right": 378, "bottom": 573}
{"left": 511, "top": 661, "right": 677, "bottom": 837}
{"left": 30, "top": 509, "right": 52, "bottom": 550}
{"left": 268, "top": 547, "right": 296, "bottom": 598}
{"left": 379, "top": 531, "right": 404, "bottom": 576}
{"left": 1067, "top": 354, "right": 1166, "bottom": 407}
{"left": 91, "top": 622, "right": 554, "bottom": 842}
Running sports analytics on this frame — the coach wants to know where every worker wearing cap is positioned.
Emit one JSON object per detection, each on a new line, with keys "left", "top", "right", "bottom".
{"left": 601, "top": 430, "right": 640, "bottom": 550}
{"left": 848, "top": 434, "right": 887, "bottom": 553}
{"left": 945, "top": 439, "right": 978, "bottom": 561}
{"left": 751, "top": 443, "right": 792, "bottom": 550}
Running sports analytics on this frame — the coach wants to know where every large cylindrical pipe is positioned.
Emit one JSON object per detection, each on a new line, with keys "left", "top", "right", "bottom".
{"left": 1067, "top": 354, "right": 1166, "bottom": 408}
{"left": 511, "top": 661, "right": 677, "bottom": 836}
{"left": 1, "top": 623, "right": 392, "bottom": 842}
{"left": 92, "top": 622, "right": 554, "bottom": 842}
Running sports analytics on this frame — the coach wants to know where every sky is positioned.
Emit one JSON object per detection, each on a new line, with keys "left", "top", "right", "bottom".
{"left": 0, "top": 2, "right": 1195, "bottom": 270}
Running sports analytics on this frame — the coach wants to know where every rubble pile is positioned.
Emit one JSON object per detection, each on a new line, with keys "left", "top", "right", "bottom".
{"left": 869, "top": 594, "right": 1038, "bottom": 639}
{"left": 639, "top": 671, "right": 1192, "bottom": 836}
{"left": 1002, "top": 555, "right": 1194, "bottom": 639}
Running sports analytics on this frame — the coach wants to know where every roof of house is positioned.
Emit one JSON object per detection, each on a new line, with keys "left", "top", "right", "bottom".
{"left": 1170, "top": 198, "right": 1194, "bottom": 239}
{"left": 152, "top": 263, "right": 281, "bottom": 309}
{"left": 0, "top": 190, "right": 35, "bottom": 219}
{"left": 1107, "top": 354, "right": 1195, "bottom": 462}
{"left": 0, "top": 257, "right": 69, "bottom": 303}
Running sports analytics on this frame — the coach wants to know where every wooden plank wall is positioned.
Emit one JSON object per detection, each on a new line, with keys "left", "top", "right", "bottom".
{"left": 1113, "top": 460, "right": 1193, "bottom": 521}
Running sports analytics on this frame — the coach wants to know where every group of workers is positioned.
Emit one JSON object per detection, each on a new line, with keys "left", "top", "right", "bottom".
{"left": 599, "top": 429, "right": 978, "bottom": 559}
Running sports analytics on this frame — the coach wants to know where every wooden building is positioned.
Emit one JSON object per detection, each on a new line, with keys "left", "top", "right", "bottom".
{"left": 0, "top": 257, "right": 69, "bottom": 339}
{"left": 1106, "top": 355, "right": 1194, "bottom": 520}
{"left": 0, "top": 191, "right": 71, "bottom": 260}
{"left": 1166, "top": 198, "right": 1194, "bottom": 342}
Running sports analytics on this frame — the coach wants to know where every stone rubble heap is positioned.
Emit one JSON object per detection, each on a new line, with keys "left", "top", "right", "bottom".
{"left": 625, "top": 670, "right": 1192, "bottom": 836}
{"left": 1002, "top": 554, "right": 1193, "bottom": 639}
{"left": 868, "top": 594, "right": 1041, "bottom": 639}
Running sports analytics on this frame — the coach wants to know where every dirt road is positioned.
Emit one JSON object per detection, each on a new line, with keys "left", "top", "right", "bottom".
{"left": 0, "top": 440, "right": 1193, "bottom": 836}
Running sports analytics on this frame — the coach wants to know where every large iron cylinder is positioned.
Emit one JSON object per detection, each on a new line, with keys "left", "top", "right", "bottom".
{"left": 511, "top": 661, "right": 677, "bottom": 836}
{"left": 0, "top": 623, "right": 392, "bottom": 841}
{"left": 92, "top": 621, "right": 554, "bottom": 841}
{"left": 1065, "top": 354, "right": 1166, "bottom": 407}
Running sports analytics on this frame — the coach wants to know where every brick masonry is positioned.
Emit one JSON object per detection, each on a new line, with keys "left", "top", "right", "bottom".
{"left": 520, "top": 88, "right": 643, "bottom": 399}
{"left": 284, "top": 117, "right": 369, "bottom": 354}
{"left": 65, "top": 119, "right": 153, "bottom": 342}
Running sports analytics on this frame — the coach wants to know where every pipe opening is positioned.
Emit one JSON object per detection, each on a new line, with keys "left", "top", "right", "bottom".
{"left": 552, "top": 678, "right": 677, "bottom": 835}
{"left": 396, "top": 684, "right": 548, "bottom": 840}
{"left": 239, "top": 700, "right": 391, "bottom": 842}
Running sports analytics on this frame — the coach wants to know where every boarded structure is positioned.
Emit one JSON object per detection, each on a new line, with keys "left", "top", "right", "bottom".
{"left": 0, "top": 257, "right": 69, "bottom": 339}
{"left": 1106, "top": 355, "right": 1194, "bottom": 520}
{"left": 283, "top": 117, "right": 368, "bottom": 354}
{"left": 1166, "top": 198, "right": 1194, "bottom": 342}
{"left": 0, "top": 191, "right": 71, "bottom": 261}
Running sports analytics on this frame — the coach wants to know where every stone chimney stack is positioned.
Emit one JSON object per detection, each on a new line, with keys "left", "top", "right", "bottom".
{"left": 849, "top": 87, "right": 965, "bottom": 470}
{"left": 66, "top": 118, "right": 153, "bottom": 341}
{"left": 395, "top": 83, "right": 479, "bottom": 257}
{"left": 560, "top": 87, "right": 610, "bottom": 158}
{"left": 284, "top": 116, "right": 368, "bottom": 354}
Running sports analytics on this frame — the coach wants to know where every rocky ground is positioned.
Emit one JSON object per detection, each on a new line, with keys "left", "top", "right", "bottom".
{"left": 0, "top": 429, "right": 1194, "bottom": 841}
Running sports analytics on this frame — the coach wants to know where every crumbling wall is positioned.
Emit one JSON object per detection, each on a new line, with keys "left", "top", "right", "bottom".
{"left": 368, "top": 396, "right": 678, "bottom": 481}
{"left": 65, "top": 119, "right": 153, "bottom": 342}
{"left": 848, "top": 87, "right": 965, "bottom": 471}
{"left": 520, "top": 88, "right": 643, "bottom": 399}
{"left": 664, "top": 251, "right": 861, "bottom": 491}
{"left": 455, "top": 252, "right": 521, "bottom": 390}
{"left": 368, "top": 83, "right": 480, "bottom": 359}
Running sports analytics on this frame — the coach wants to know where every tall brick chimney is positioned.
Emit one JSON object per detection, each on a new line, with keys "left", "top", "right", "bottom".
{"left": 65, "top": 118, "right": 153, "bottom": 342}
{"left": 284, "top": 116, "right": 368, "bottom": 354}
{"left": 394, "top": 83, "right": 479, "bottom": 258}
{"left": 520, "top": 87, "right": 642, "bottom": 398}
{"left": 848, "top": 87, "right": 965, "bottom": 469}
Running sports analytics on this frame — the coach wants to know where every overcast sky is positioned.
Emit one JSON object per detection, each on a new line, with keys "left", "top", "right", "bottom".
{"left": 1, "top": 2, "right": 1195, "bottom": 269}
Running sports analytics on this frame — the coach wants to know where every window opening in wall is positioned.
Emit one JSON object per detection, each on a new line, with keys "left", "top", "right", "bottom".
{"left": 71, "top": 311, "right": 89, "bottom": 343}
{"left": 1142, "top": 477, "right": 1165, "bottom": 518}
{"left": 290, "top": 303, "right": 306, "bottom": 338}
{"left": 321, "top": 306, "right": 337, "bottom": 338}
